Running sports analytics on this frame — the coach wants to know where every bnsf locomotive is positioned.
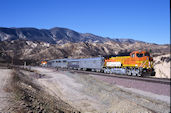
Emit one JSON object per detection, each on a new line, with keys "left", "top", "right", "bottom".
{"left": 46, "top": 51, "right": 155, "bottom": 76}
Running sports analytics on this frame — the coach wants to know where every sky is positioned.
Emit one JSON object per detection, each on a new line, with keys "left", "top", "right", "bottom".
{"left": 0, "top": 0, "right": 170, "bottom": 44}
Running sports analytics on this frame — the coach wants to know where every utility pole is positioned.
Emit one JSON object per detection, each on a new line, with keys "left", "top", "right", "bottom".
{"left": 11, "top": 53, "right": 14, "bottom": 66}
{"left": 24, "top": 61, "right": 26, "bottom": 68}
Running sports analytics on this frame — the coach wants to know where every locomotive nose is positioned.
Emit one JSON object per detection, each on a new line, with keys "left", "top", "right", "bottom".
{"left": 149, "top": 57, "right": 153, "bottom": 61}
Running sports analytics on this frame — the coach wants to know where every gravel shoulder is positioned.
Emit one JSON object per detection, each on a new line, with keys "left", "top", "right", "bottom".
{"left": 91, "top": 73, "right": 170, "bottom": 100}
{"left": 32, "top": 67, "right": 170, "bottom": 113}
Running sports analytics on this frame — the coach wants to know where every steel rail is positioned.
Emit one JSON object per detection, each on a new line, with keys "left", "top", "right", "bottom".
{"left": 64, "top": 69, "right": 171, "bottom": 85}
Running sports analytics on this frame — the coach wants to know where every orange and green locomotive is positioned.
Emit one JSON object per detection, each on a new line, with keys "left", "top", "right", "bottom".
{"left": 104, "top": 51, "right": 155, "bottom": 76}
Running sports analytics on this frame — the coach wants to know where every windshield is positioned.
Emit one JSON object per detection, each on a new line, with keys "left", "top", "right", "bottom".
{"left": 131, "top": 53, "right": 135, "bottom": 57}
{"left": 137, "top": 53, "right": 143, "bottom": 57}
{"left": 145, "top": 52, "right": 150, "bottom": 57}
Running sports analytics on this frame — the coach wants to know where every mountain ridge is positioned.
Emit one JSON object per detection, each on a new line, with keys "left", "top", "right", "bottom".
{"left": 0, "top": 27, "right": 147, "bottom": 44}
{"left": 0, "top": 27, "right": 170, "bottom": 65}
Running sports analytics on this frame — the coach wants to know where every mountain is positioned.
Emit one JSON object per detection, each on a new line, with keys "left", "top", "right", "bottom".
{"left": 0, "top": 27, "right": 170, "bottom": 65}
{"left": 0, "top": 27, "right": 110, "bottom": 44}
{"left": 0, "top": 27, "right": 141, "bottom": 44}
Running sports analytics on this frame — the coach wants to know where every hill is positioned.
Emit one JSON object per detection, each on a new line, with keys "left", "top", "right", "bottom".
{"left": 0, "top": 27, "right": 170, "bottom": 65}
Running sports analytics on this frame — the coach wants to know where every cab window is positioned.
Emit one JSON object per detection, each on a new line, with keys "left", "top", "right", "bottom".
{"left": 137, "top": 53, "right": 143, "bottom": 57}
{"left": 145, "top": 52, "right": 150, "bottom": 57}
{"left": 131, "top": 53, "right": 135, "bottom": 58}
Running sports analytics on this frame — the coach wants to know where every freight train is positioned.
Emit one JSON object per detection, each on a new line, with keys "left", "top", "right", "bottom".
{"left": 46, "top": 51, "right": 155, "bottom": 76}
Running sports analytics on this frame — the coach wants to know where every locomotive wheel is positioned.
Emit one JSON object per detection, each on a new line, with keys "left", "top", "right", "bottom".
{"left": 132, "top": 69, "right": 138, "bottom": 76}
{"left": 151, "top": 71, "right": 156, "bottom": 76}
{"left": 137, "top": 73, "right": 142, "bottom": 77}
{"left": 104, "top": 69, "right": 107, "bottom": 73}
{"left": 132, "top": 71, "right": 136, "bottom": 76}
{"left": 132, "top": 69, "right": 142, "bottom": 76}
{"left": 109, "top": 69, "right": 112, "bottom": 74}
{"left": 105, "top": 68, "right": 109, "bottom": 74}
{"left": 136, "top": 70, "right": 142, "bottom": 77}
{"left": 127, "top": 69, "right": 132, "bottom": 76}
{"left": 107, "top": 69, "right": 110, "bottom": 74}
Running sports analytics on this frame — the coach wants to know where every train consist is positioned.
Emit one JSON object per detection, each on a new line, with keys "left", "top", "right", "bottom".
{"left": 46, "top": 51, "right": 155, "bottom": 76}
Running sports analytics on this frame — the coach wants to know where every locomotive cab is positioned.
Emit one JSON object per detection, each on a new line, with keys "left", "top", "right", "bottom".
{"left": 130, "top": 51, "right": 155, "bottom": 76}
{"left": 130, "top": 51, "right": 151, "bottom": 58}
{"left": 130, "top": 51, "right": 153, "bottom": 68}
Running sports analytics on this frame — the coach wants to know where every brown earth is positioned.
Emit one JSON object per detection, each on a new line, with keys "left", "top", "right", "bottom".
{"left": 0, "top": 68, "right": 79, "bottom": 113}
{"left": 0, "top": 67, "right": 170, "bottom": 113}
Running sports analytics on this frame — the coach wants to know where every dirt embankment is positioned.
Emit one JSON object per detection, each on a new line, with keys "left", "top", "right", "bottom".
{"left": 153, "top": 54, "right": 170, "bottom": 78}
{"left": 32, "top": 67, "right": 170, "bottom": 113}
{"left": 5, "top": 69, "right": 79, "bottom": 113}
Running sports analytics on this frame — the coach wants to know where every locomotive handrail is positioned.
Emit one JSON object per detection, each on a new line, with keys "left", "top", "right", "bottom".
{"left": 139, "top": 60, "right": 147, "bottom": 68}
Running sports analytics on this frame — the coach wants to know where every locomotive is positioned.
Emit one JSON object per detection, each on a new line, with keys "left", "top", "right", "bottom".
{"left": 104, "top": 51, "right": 155, "bottom": 76}
{"left": 47, "top": 51, "right": 155, "bottom": 76}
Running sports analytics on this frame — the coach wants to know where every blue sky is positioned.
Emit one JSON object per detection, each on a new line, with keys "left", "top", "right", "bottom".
{"left": 0, "top": 0, "right": 170, "bottom": 44}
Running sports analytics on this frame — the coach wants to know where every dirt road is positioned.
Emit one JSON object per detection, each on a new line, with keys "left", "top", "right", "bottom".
{"left": 0, "top": 68, "right": 79, "bottom": 113}
{"left": 0, "top": 69, "right": 12, "bottom": 112}
{"left": 31, "top": 67, "right": 170, "bottom": 113}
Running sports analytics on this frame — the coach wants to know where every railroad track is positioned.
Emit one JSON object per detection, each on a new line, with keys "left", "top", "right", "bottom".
{"left": 0, "top": 66, "right": 9, "bottom": 69}
{"left": 11, "top": 66, "right": 171, "bottom": 85}
{"left": 60, "top": 69, "right": 171, "bottom": 85}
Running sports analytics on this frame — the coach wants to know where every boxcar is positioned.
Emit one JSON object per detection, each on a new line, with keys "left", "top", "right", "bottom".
{"left": 78, "top": 57, "right": 104, "bottom": 72}
{"left": 47, "top": 59, "right": 68, "bottom": 68}
{"left": 67, "top": 59, "right": 80, "bottom": 69}
{"left": 67, "top": 57, "right": 104, "bottom": 71}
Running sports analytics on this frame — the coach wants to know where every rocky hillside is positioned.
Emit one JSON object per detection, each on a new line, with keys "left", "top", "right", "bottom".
{"left": 0, "top": 27, "right": 170, "bottom": 65}
{"left": 153, "top": 54, "right": 171, "bottom": 78}
{"left": 0, "top": 40, "right": 169, "bottom": 61}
